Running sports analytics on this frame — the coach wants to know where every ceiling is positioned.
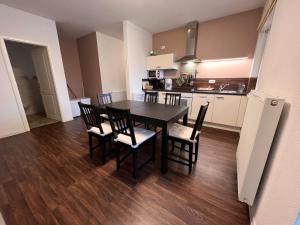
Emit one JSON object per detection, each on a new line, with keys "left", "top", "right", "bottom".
{"left": 0, "top": 0, "right": 265, "bottom": 39}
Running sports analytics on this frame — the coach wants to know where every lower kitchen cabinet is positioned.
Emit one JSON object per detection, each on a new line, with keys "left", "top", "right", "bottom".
{"left": 157, "top": 91, "right": 248, "bottom": 129}
{"left": 211, "top": 95, "right": 241, "bottom": 126}
{"left": 191, "top": 94, "right": 214, "bottom": 122}
{"left": 236, "top": 96, "right": 248, "bottom": 127}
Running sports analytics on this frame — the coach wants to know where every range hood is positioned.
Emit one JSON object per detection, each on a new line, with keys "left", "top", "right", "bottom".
{"left": 176, "top": 21, "right": 201, "bottom": 63}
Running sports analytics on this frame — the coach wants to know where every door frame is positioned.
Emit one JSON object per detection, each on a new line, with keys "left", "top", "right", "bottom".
{"left": 0, "top": 35, "right": 62, "bottom": 131}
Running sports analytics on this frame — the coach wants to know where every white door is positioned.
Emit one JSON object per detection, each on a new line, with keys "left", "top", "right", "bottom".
{"left": 211, "top": 95, "right": 241, "bottom": 126}
{"left": 191, "top": 94, "right": 214, "bottom": 122}
{"left": 31, "top": 47, "right": 60, "bottom": 120}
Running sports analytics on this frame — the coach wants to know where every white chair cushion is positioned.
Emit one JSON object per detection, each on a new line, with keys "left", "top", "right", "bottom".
{"left": 114, "top": 127, "right": 155, "bottom": 148}
{"left": 88, "top": 122, "right": 112, "bottom": 136}
{"left": 168, "top": 123, "right": 199, "bottom": 143}
{"left": 100, "top": 113, "right": 109, "bottom": 119}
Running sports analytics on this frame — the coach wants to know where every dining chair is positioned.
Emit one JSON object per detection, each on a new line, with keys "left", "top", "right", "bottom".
{"left": 106, "top": 106, "right": 156, "bottom": 178}
{"left": 78, "top": 102, "right": 113, "bottom": 163}
{"left": 144, "top": 91, "right": 158, "bottom": 103}
{"left": 167, "top": 102, "right": 209, "bottom": 173}
{"left": 165, "top": 93, "right": 181, "bottom": 105}
{"left": 143, "top": 91, "right": 158, "bottom": 130}
{"left": 97, "top": 93, "right": 112, "bottom": 120}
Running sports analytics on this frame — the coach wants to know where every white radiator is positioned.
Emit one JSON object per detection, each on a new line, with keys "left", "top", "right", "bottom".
{"left": 236, "top": 90, "right": 284, "bottom": 205}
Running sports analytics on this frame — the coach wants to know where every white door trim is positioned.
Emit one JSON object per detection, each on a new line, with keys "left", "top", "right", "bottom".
{"left": 0, "top": 37, "right": 30, "bottom": 132}
{"left": 0, "top": 35, "right": 63, "bottom": 132}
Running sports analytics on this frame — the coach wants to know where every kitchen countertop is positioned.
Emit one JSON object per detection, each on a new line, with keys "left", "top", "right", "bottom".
{"left": 143, "top": 88, "right": 248, "bottom": 96}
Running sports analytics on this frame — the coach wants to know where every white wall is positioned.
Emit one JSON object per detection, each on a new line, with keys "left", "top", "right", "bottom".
{"left": 0, "top": 4, "right": 73, "bottom": 138}
{"left": 250, "top": 1, "right": 300, "bottom": 225}
{"left": 123, "top": 21, "right": 152, "bottom": 100}
{"left": 96, "top": 32, "right": 126, "bottom": 102}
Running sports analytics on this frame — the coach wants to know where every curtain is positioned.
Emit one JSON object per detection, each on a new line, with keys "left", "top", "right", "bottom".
{"left": 257, "top": 0, "right": 277, "bottom": 31}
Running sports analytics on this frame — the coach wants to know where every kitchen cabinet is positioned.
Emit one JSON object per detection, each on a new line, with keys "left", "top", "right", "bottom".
{"left": 146, "top": 54, "right": 178, "bottom": 70}
{"left": 157, "top": 91, "right": 247, "bottom": 128}
{"left": 211, "top": 95, "right": 241, "bottom": 126}
{"left": 236, "top": 96, "right": 248, "bottom": 127}
{"left": 191, "top": 94, "right": 214, "bottom": 122}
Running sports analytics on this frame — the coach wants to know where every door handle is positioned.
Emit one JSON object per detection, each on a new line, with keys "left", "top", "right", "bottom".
{"left": 216, "top": 96, "right": 225, "bottom": 99}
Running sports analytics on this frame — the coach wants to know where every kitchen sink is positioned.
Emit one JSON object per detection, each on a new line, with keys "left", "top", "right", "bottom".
{"left": 219, "top": 90, "right": 238, "bottom": 94}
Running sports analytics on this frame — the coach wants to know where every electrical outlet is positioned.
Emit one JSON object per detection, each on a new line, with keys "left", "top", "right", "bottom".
{"left": 209, "top": 79, "right": 216, "bottom": 84}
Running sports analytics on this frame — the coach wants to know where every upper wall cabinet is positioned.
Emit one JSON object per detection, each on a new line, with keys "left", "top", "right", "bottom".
{"left": 146, "top": 53, "right": 178, "bottom": 70}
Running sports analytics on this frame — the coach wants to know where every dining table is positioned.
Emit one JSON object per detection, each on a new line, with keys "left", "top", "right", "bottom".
{"left": 98, "top": 100, "right": 189, "bottom": 174}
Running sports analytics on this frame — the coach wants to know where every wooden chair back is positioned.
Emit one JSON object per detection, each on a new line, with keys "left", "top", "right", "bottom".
{"left": 190, "top": 102, "right": 209, "bottom": 140}
{"left": 144, "top": 91, "right": 158, "bottom": 103}
{"left": 106, "top": 107, "right": 136, "bottom": 146}
{"left": 165, "top": 93, "right": 181, "bottom": 105}
{"left": 97, "top": 93, "right": 112, "bottom": 105}
{"left": 78, "top": 102, "right": 104, "bottom": 134}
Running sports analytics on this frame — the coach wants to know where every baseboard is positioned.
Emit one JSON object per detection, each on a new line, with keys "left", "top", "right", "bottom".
{"left": 0, "top": 129, "right": 26, "bottom": 139}
{"left": 249, "top": 207, "right": 257, "bottom": 225}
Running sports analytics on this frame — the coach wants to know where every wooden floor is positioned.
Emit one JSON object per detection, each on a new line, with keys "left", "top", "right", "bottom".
{"left": 0, "top": 118, "right": 249, "bottom": 225}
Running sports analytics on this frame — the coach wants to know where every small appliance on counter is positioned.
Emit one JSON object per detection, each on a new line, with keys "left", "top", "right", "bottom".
{"left": 142, "top": 78, "right": 164, "bottom": 90}
{"left": 148, "top": 70, "right": 164, "bottom": 79}
{"left": 142, "top": 80, "right": 152, "bottom": 90}
{"left": 165, "top": 78, "right": 172, "bottom": 90}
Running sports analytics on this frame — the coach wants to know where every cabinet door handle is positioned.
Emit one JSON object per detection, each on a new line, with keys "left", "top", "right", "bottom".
{"left": 200, "top": 96, "right": 208, "bottom": 98}
{"left": 156, "top": 66, "right": 161, "bottom": 68}
{"left": 216, "top": 96, "right": 225, "bottom": 99}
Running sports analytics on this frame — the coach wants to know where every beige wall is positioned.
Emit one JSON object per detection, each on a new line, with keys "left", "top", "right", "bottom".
{"left": 153, "top": 26, "right": 186, "bottom": 60}
{"left": 96, "top": 32, "right": 127, "bottom": 101}
{"left": 153, "top": 8, "right": 262, "bottom": 78}
{"left": 250, "top": 1, "right": 300, "bottom": 225}
{"left": 77, "top": 33, "right": 102, "bottom": 103}
{"left": 197, "top": 8, "right": 262, "bottom": 60}
{"left": 59, "top": 35, "right": 83, "bottom": 99}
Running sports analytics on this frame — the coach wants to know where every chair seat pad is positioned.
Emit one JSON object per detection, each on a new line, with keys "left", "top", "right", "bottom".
{"left": 168, "top": 123, "right": 199, "bottom": 142}
{"left": 100, "top": 113, "right": 109, "bottom": 119}
{"left": 115, "top": 127, "right": 155, "bottom": 148}
{"left": 88, "top": 122, "right": 112, "bottom": 136}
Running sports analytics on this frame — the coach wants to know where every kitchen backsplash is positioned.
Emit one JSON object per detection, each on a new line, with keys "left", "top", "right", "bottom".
{"left": 170, "top": 77, "right": 257, "bottom": 93}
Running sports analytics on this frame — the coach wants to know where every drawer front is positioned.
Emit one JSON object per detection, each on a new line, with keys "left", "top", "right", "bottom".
{"left": 191, "top": 94, "right": 214, "bottom": 122}
{"left": 211, "top": 95, "right": 241, "bottom": 126}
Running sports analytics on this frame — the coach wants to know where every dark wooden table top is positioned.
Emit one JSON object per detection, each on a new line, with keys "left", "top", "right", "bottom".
{"left": 99, "top": 100, "right": 188, "bottom": 123}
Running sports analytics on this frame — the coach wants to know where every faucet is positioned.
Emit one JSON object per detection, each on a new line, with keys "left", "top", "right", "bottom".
{"left": 219, "top": 82, "right": 230, "bottom": 91}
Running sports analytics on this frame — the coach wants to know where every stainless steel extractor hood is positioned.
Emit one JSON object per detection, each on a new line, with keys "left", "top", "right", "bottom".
{"left": 176, "top": 21, "right": 201, "bottom": 63}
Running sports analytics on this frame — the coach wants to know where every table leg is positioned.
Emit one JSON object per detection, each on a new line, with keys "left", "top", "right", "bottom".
{"left": 183, "top": 111, "right": 188, "bottom": 126}
{"left": 181, "top": 112, "right": 188, "bottom": 151}
{"left": 161, "top": 123, "right": 168, "bottom": 174}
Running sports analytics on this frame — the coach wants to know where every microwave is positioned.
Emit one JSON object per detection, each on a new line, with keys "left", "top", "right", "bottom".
{"left": 148, "top": 70, "right": 164, "bottom": 79}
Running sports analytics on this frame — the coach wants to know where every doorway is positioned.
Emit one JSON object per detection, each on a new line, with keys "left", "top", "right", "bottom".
{"left": 4, "top": 40, "right": 60, "bottom": 129}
